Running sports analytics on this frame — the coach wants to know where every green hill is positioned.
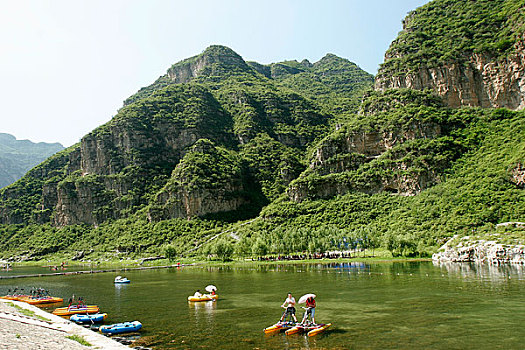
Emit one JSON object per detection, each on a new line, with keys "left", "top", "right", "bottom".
{"left": 0, "top": 0, "right": 524, "bottom": 261}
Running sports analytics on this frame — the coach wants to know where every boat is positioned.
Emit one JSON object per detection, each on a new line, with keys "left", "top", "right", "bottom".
{"left": 52, "top": 305, "right": 100, "bottom": 316}
{"left": 187, "top": 294, "right": 218, "bottom": 302}
{"left": 99, "top": 321, "right": 142, "bottom": 335}
{"left": 19, "top": 296, "right": 63, "bottom": 305}
{"left": 307, "top": 323, "right": 332, "bottom": 336}
{"left": 263, "top": 321, "right": 295, "bottom": 334}
{"left": 0, "top": 295, "right": 25, "bottom": 301}
{"left": 114, "top": 276, "right": 130, "bottom": 284}
{"left": 285, "top": 323, "right": 332, "bottom": 336}
{"left": 70, "top": 313, "right": 107, "bottom": 324}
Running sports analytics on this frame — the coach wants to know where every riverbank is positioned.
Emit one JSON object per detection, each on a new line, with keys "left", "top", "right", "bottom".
{"left": 0, "top": 299, "right": 129, "bottom": 349}
{"left": 0, "top": 263, "right": 193, "bottom": 279}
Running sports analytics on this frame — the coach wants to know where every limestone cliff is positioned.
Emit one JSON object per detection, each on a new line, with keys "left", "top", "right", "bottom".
{"left": 148, "top": 139, "right": 249, "bottom": 221}
{"left": 375, "top": 0, "right": 525, "bottom": 110}
{"left": 376, "top": 36, "right": 525, "bottom": 110}
{"left": 287, "top": 89, "right": 458, "bottom": 201}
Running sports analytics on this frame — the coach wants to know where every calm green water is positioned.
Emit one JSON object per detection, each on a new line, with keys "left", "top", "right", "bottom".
{"left": 1, "top": 261, "right": 524, "bottom": 349}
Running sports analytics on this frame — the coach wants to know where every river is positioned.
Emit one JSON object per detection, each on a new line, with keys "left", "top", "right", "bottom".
{"left": 1, "top": 261, "right": 524, "bottom": 349}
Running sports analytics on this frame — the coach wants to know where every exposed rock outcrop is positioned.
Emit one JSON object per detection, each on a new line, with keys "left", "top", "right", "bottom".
{"left": 147, "top": 139, "right": 249, "bottom": 221}
{"left": 510, "top": 163, "right": 525, "bottom": 188}
{"left": 376, "top": 5, "right": 525, "bottom": 110}
{"left": 433, "top": 232, "right": 525, "bottom": 265}
{"left": 288, "top": 119, "right": 447, "bottom": 201}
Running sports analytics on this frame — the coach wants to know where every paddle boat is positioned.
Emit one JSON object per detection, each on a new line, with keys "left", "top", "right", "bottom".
{"left": 19, "top": 296, "right": 63, "bottom": 305}
{"left": 187, "top": 294, "right": 218, "bottom": 302}
{"left": 99, "top": 321, "right": 142, "bottom": 335}
{"left": 263, "top": 321, "right": 296, "bottom": 334}
{"left": 52, "top": 305, "right": 100, "bottom": 316}
{"left": 285, "top": 323, "right": 332, "bottom": 336}
{"left": 70, "top": 313, "right": 107, "bottom": 324}
{"left": 114, "top": 276, "right": 130, "bottom": 284}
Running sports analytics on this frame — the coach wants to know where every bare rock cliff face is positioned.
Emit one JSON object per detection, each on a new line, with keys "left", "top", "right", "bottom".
{"left": 376, "top": 37, "right": 525, "bottom": 110}
{"left": 147, "top": 140, "right": 248, "bottom": 221}
{"left": 288, "top": 121, "right": 444, "bottom": 202}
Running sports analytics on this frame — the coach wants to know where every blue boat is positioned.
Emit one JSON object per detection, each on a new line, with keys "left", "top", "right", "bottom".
{"left": 70, "top": 313, "right": 107, "bottom": 324}
{"left": 99, "top": 321, "right": 142, "bottom": 335}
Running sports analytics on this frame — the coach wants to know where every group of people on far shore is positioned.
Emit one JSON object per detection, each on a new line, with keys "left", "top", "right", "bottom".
{"left": 256, "top": 251, "right": 354, "bottom": 261}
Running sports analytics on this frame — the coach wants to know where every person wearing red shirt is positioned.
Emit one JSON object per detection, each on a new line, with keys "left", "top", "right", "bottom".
{"left": 301, "top": 296, "right": 316, "bottom": 325}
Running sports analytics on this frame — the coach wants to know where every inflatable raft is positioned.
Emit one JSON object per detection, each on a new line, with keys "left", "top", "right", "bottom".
{"left": 187, "top": 294, "right": 218, "bottom": 302}
{"left": 70, "top": 313, "right": 107, "bottom": 324}
{"left": 100, "top": 321, "right": 142, "bottom": 335}
{"left": 52, "top": 305, "right": 100, "bottom": 316}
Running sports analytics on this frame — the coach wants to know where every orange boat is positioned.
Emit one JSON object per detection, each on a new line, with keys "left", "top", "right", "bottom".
{"left": 19, "top": 296, "right": 63, "bottom": 305}
{"left": 0, "top": 295, "right": 24, "bottom": 301}
{"left": 52, "top": 305, "right": 99, "bottom": 316}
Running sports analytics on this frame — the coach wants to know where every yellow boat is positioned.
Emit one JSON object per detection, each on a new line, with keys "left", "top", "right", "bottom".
{"left": 52, "top": 305, "right": 99, "bottom": 316}
{"left": 264, "top": 321, "right": 295, "bottom": 334}
{"left": 285, "top": 325, "right": 302, "bottom": 335}
{"left": 187, "top": 294, "right": 218, "bottom": 302}
{"left": 0, "top": 295, "right": 23, "bottom": 301}
{"left": 19, "top": 296, "right": 63, "bottom": 305}
{"left": 285, "top": 323, "right": 332, "bottom": 336}
{"left": 308, "top": 323, "right": 332, "bottom": 337}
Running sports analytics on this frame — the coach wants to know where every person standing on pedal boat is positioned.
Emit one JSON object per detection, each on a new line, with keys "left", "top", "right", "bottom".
{"left": 280, "top": 292, "right": 298, "bottom": 323}
{"left": 301, "top": 296, "right": 316, "bottom": 325}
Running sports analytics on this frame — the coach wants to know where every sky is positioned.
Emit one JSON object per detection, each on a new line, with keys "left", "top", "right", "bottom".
{"left": 0, "top": 0, "right": 430, "bottom": 147}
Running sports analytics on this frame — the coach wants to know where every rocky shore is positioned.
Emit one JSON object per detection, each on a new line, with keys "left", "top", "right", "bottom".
{"left": 0, "top": 299, "right": 129, "bottom": 349}
{"left": 432, "top": 232, "right": 525, "bottom": 265}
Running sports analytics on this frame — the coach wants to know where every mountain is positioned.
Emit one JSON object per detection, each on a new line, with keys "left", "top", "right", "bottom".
{"left": 0, "top": 133, "right": 63, "bottom": 188}
{"left": 0, "top": 46, "right": 372, "bottom": 230}
{"left": 0, "top": 0, "right": 524, "bottom": 261}
{"left": 375, "top": 0, "right": 525, "bottom": 109}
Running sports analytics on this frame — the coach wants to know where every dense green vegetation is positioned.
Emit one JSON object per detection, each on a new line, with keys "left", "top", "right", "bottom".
{"left": 378, "top": 0, "right": 525, "bottom": 77}
{"left": 1, "top": 0, "right": 524, "bottom": 261}
{"left": 0, "top": 133, "right": 63, "bottom": 188}
{"left": 1, "top": 94, "right": 523, "bottom": 260}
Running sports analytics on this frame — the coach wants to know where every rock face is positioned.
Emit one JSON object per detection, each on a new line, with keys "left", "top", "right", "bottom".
{"left": 376, "top": 40, "right": 525, "bottom": 110}
{"left": 287, "top": 121, "right": 446, "bottom": 202}
{"left": 166, "top": 45, "right": 252, "bottom": 83}
{"left": 375, "top": 0, "right": 525, "bottom": 111}
{"left": 287, "top": 89, "right": 455, "bottom": 202}
{"left": 433, "top": 231, "right": 525, "bottom": 265}
{"left": 147, "top": 139, "right": 249, "bottom": 221}
{"left": 510, "top": 163, "right": 525, "bottom": 188}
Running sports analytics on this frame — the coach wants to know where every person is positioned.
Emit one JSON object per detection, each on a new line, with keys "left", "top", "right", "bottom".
{"left": 211, "top": 289, "right": 216, "bottom": 295}
{"left": 194, "top": 290, "right": 202, "bottom": 297}
{"left": 301, "top": 296, "right": 316, "bottom": 325}
{"left": 280, "top": 293, "right": 298, "bottom": 323}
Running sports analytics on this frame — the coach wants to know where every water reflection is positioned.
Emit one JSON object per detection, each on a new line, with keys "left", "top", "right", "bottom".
{"left": 433, "top": 261, "right": 525, "bottom": 281}
{"left": 188, "top": 300, "right": 216, "bottom": 326}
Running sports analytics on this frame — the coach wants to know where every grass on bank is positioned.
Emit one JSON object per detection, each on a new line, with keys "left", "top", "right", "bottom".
{"left": 65, "top": 335, "right": 92, "bottom": 347}
{"left": 6, "top": 302, "right": 51, "bottom": 322}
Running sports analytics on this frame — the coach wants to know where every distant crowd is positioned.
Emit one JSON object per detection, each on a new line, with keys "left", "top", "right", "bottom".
{"left": 254, "top": 251, "right": 355, "bottom": 261}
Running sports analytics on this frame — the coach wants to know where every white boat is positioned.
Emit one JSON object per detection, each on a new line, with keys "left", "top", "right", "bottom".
{"left": 114, "top": 276, "right": 130, "bottom": 284}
